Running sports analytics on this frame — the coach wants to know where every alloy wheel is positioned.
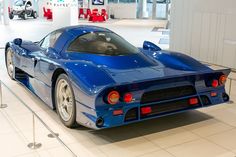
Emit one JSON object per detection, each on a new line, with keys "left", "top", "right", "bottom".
{"left": 56, "top": 79, "right": 74, "bottom": 122}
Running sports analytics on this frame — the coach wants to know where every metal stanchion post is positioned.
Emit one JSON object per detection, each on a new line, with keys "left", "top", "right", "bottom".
{"left": 27, "top": 114, "right": 42, "bottom": 149}
{"left": 229, "top": 78, "right": 232, "bottom": 96}
{"left": 228, "top": 78, "right": 234, "bottom": 104}
{"left": 0, "top": 81, "right": 7, "bottom": 108}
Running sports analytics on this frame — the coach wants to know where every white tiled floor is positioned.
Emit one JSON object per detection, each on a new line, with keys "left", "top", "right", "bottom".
{"left": 1, "top": 49, "right": 236, "bottom": 157}
{"left": 0, "top": 19, "right": 236, "bottom": 157}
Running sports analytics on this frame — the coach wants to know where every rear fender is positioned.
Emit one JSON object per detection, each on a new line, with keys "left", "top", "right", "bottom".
{"left": 63, "top": 61, "right": 115, "bottom": 94}
{"left": 145, "top": 50, "right": 211, "bottom": 71}
{"left": 59, "top": 62, "right": 116, "bottom": 110}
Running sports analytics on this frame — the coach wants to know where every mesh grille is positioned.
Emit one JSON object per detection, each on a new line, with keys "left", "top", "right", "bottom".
{"left": 141, "top": 85, "right": 196, "bottom": 104}
{"left": 124, "top": 108, "right": 138, "bottom": 122}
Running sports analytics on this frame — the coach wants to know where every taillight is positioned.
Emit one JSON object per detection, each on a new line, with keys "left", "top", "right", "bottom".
{"left": 123, "top": 93, "right": 133, "bottom": 103}
{"left": 189, "top": 98, "right": 198, "bottom": 105}
{"left": 219, "top": 75, "right": 227, "bottom": 85}
{"left": 141, "top": 107, "right": 152, "bottom": 115}
{"left": 211, "top": 80, "right": 219, "bottom": 88}
{"left": 107, "top": 91, "right": 120, "bottom": 105}
{"left": 113, "top": 109, "right": 123, "bottom": 116}
{"left": 211, "top": 92, "right": 217, "bottom": 97}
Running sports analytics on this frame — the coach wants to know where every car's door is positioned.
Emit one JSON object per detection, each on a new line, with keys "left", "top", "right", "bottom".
{"left": 21, "top": 32, "right": 58, "bottom": 77}
{"left": 25, "top": 1, "right": 32, "bottom": 15}
{"left": 34, "top": 30, "right": 63, "bottom": 84}
{"left": 19, "top": 43, "right": 41, "bottom": 77}
{"left": 31, "top": 31, "right": 63, "bottom": 106}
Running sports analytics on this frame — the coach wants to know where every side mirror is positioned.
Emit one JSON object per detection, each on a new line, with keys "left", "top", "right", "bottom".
{"left": 13, "top": 38, "right": 22, "bottom": 46}
{"left": 143, "top": 41, "right": 161, "bottom": 51}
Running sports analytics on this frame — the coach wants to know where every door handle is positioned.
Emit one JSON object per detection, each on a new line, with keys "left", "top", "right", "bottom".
{"left": 22, "top": 52, "right": 27, "bottom": 56}
{"left": 32, "top": 57, "right": 40, "bottom": 61}
{"left": 33, "top": 57, "right": 40, "bottom": 67}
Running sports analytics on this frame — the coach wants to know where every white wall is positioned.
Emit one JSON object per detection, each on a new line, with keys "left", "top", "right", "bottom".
{"left": 108, "top": 3, "right": 137, "bottom": 19}
{"left": 52, "top": 0, "right": 78, "bottom": 27}
{"left": 0, "top": 0, "right": 2, "bottom": 23}
{"left": 170, "top": 0, "right": 236, "bottom": 69}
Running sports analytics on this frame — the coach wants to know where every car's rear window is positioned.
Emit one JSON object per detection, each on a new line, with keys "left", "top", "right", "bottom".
{"left": 67, "top": 32, "right": 139, "bottom": 56}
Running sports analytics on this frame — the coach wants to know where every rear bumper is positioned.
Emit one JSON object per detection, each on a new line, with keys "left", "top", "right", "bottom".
{"left": 76, "top": 88, "right": 229, "bottom": 129}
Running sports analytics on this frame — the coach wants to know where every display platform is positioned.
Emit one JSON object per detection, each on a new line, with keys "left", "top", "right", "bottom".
{"left": 1, "top": 48, "right": 236, "bottom": 157}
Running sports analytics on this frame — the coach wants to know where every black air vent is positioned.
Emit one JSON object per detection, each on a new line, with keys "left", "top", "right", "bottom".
{"left": 141, "top": 85, "right": 196, "bottom": 104}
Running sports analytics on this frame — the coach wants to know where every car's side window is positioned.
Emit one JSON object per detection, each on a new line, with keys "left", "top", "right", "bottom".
{"left": 40, "top": 35, "right": 51, "bottom": 49}
{"left": 50, "top": 31, "right": 63, "bottom": 47}
{"left": 40, "top": 31, "right": 62, "bottom": 49}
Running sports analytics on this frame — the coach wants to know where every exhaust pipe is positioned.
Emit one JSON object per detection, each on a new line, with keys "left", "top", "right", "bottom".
{"left": 222, "top": 93, "right": 229, "bottom": 102}
{"left": 96, "top": 117, "right": 104, "bottom": 127}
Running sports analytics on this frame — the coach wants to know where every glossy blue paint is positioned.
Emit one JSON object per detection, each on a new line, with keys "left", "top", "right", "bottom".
{"left": 143, "top": 40, "right": 162, "bottom": 51}
{"left": 5, "top": 25, "right": 231, "bottom": 129}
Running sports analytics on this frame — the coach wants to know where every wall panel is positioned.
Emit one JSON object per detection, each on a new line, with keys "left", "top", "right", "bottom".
{"left": 170, "top": 0, "right": 236, "bottom": 69}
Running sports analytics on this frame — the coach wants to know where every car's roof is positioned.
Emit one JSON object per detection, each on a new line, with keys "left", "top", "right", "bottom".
{"left": 59, "top": 25, "right": 112, "bottom": 37}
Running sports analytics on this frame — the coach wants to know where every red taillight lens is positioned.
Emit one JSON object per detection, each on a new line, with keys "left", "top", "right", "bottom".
{"left": 113, "top": 109, "right": 123, "bottom": 116}
{"left": 107, "top": 91, "right": 120, "bottom": 105}
{"left": 123, "top": 93, "right": 133, "bottom": 103}
{"left": 189, "top": 98, "right": 198, "bottom": 105}
{"left": 212, "top": 80, "right": 219, "bottom": 88}
{"left": 141, "top": 107, "right": 152, "bottom": 115}
{"left": 211, "top": 92, "right": 217, "bottom": 97}
{"left": 219, "top": 75, "right": 227, "bottom": 85}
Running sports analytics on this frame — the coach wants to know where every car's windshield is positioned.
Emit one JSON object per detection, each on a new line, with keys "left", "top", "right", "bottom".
{"left": 67, "top": 32, "right": 140, "bottom": 56}
{"left": 14, "top": 0, "right": 26, "bottom": 6}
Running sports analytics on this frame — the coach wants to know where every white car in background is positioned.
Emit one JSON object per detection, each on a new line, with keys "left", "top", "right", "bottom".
{"left": 9, "top": 0, "right": 37, "bottom": 20}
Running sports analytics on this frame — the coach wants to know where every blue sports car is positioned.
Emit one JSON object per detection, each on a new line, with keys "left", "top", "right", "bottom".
{"left": 5, "top": 25, "right": 230, "bottom": 129}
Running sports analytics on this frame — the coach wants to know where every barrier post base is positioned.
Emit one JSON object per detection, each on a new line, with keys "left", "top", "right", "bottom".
{"left": 27, "top": 142, "right": 42, "bottom": 149}
{"left": 227, "top": 100, "right": 234, "bottom": 104}
{"left": 0, "top": 104, "right": 7, "bottom": 108}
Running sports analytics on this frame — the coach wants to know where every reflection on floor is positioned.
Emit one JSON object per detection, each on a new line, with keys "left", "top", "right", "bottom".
{"left": 1, "top": 31, "right": 236, "bottom": 156}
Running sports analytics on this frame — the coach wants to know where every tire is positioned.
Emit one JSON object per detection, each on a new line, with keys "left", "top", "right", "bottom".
{"left": 5, "top": 47, "right": 14, "bottom": 80}
{"left": 9, "top": 12, "right": 14, "bottom": 19}
{"left": 22, "top": 12, "right": 27, "bottom": 20}
{"left": 54, "top": 74, "right": 77, "bottom": 128}
{"left": 32, "top": 11, "right": 37, "bottom": 19}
